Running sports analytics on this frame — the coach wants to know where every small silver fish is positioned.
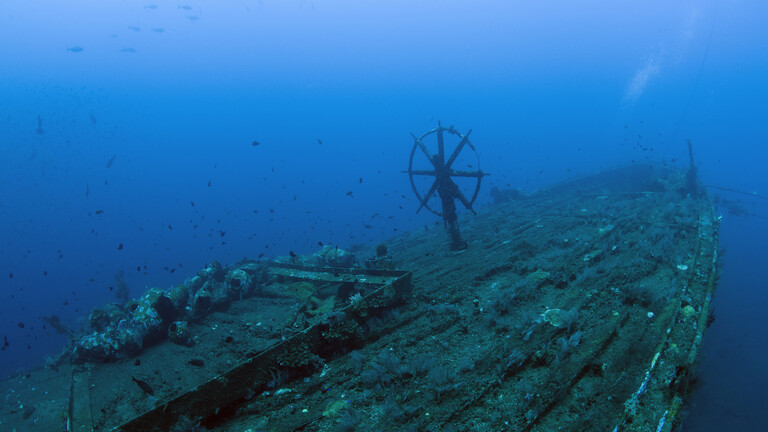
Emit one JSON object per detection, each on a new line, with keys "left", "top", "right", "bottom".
{"left": 66, "top": 46, "right": 83, "bottom": 53}
{"left": 151, "top": 28, "right": 164, "bottom": 33}
{"left": 119, "top": 47, "right": 137, "bottom": 53}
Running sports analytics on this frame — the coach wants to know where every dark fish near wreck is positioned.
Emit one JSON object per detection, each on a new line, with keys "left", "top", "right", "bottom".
{"left": 66, "top": 46, "right": 83, "bottom": 53}
{"left": 22, "top": 405, "right": 35, "bottom": 420}
{"left": 35, "top": 115, "right": 44, "bottom": 135}
{"left": 131, "top": 376, "right": 154, "bottom": 396}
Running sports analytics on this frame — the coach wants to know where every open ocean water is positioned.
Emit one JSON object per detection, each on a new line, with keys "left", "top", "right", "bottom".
{"left": 1, "top": 1, "right": 766, "bottom": 430}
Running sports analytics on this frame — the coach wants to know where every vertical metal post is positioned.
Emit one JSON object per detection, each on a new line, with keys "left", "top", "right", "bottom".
{"left": 439, "top": 179, "right": 467, "bottom": 250}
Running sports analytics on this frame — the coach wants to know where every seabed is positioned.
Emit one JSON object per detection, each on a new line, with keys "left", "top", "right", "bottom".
{"left": 0, "top": 164, "right": 720, "bottom": 432}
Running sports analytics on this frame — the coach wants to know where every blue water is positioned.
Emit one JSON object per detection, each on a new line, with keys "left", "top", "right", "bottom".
{"left": 1, "top": 1, "right": 766, "bottom": 429}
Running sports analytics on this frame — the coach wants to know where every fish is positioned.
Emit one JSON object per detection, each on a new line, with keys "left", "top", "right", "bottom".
{"left": 66, "top": 46, "right": 83, "bottom": 53}
{"left": 187, "top": 15, "right": 199, "bottom": 21}
{"left": 131, "top": 377, "right": 154, "bottom": 396}
{"left": 35, "top": 115, "right": 44, "bottom": 135}
{"left": 151, "top": 28, "right": 164, "bottom": 33}
{"left": 95, "top": 210, "right": 104, "bottom": 214}
{"left": 145, "top": 4, "right": 158, "bottom": 9}
{"left": 128, "top": 26, "right": 141, "bottom": 32}
{"left": 117, "top": 244, "right": 124, "bottom": 250}
{"left": 119, "top": 48, "right": 137, "bottom": 53}
{"left": 179, "top": 5, "right": 193, "bottom": 10}
{"left": 106, "top": 155, "right": 115, "bottom": 168}
{"left": 22, "top": 406, "right": 35, "bottom": 420}
{"left": 188, "top": 359, "right": 204, "bottom": 367}
{"left": 252, "top": 140, "right": 260, "bottom": 146}
{"left": 17, "top": 322, "right": 24, "bottom": 328}
{"left": 317, "top": 138, "right": 323, "bottom": 145}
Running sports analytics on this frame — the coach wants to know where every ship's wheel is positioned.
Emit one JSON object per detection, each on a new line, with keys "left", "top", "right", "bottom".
{"left": 405, "top": 122, "right": 488, "bottom": 217}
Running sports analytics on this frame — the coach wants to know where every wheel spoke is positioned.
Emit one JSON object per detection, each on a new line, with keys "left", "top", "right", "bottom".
{"left": 445, "top": 130, "right": 472, "bottom": 168}
{"left": 454, "top": 187, "right": 475, "bottom": 213}
{"left": 412, "top": 133, "right": 434, "bottom": 164}
{"left": 416, "top": 179, "right": 439, "bottom": 214}
{"left": 410, "top": 170, "right": 436, "bottom": 176}
{"left": 436, "top": 127, "right": 445, "bottom": 165}
{"left": 449, "top": 170, "right": 484, "bottom": 178}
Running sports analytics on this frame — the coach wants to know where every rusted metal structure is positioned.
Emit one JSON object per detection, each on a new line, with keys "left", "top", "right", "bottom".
{"left": 404, "top": 122, "right": 489, "bottom": 250}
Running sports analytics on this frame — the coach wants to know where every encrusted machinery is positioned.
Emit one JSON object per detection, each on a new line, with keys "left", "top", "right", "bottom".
{"left": 0, "top": 260, "right": 411, "bottom": 432}
{"left": 102, "top": 263, "right": 411, "bottom": 432}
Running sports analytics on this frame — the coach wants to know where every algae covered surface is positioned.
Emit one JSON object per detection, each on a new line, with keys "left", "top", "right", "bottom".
{"left": 0, "top": 165, "right": 719, "bottom": 432}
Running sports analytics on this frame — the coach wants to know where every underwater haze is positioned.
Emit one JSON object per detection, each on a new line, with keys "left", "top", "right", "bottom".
{"left": 1, "top": 0, "right": 767, "bottom": 430}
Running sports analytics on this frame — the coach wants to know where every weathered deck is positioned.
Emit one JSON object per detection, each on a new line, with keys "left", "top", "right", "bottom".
{"left": 0, "top": 164, "right": 718, "bottom": 432}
